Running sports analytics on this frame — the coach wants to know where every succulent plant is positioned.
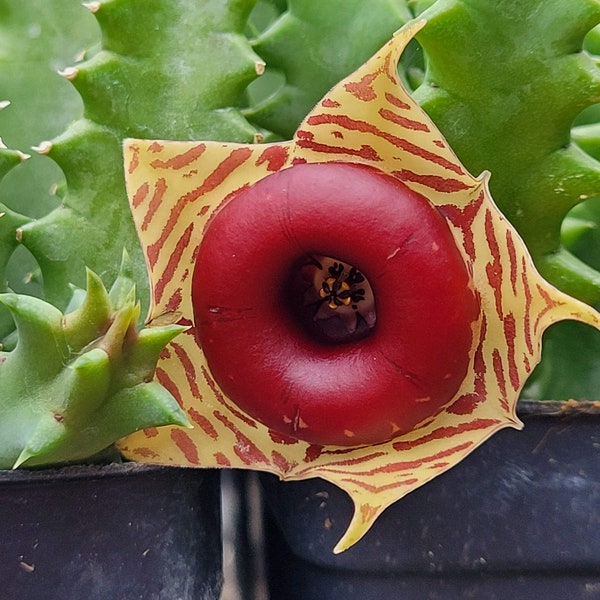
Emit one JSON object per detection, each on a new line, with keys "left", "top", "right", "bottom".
{"left": 246, "top": 0, "right": 414, "bottom": 139}
{"left": 0, "top": 0, "right": 599, "bottom": 548}
{"left": 0, "top": 253, "right": 189, "bottom": 469}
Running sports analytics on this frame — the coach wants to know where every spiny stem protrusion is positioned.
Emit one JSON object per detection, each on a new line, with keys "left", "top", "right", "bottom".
{"left": 31, "top": 141, "right": 52, "bottom": 155}
{"left": 58, "top": 67, "right": 79, "bottom": 81}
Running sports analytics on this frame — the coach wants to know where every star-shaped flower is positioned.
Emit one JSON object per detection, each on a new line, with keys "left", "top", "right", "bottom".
{"left": 119, "top": 20, "right": 600, "bottom": 552}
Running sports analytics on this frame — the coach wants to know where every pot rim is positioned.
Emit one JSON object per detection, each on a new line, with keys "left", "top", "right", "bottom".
{"left": 517, "top": 398, "right": 600, "bottom": 418}
{"left": 0, "top": 460, "right": 205, "bottom": 482}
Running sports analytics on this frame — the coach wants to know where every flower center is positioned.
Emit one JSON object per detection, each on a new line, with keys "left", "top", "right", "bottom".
{"left": 287, "top": 254, "right": 376, "bottom": 345}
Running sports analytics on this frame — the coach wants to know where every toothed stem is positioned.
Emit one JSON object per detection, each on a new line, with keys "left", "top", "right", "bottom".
{"left": 0, "top": 260, "right": 189, "bottom": 469}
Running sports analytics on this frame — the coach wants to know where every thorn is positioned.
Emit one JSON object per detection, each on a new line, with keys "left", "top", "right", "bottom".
{"left": 58, "top": 67, "right": 79, "bottom": 81}
{"left": 15, "top": 228, "right": 23, "bottom": 242}
{"left": 0, "top": 100, "right": 10, "bottom": 110}
{"left": 32, "top": 141, "right": 52, "bottom": 155}
{"left": 19, "top": 561, "right": 35, "bottom": 573}
{"left": 50, "top": 183, "right": 59, "bottom": 195}
{"left": 255, "top": 60, "right": 266, "bottom": 75}
{"left": 253, "top": 132, "right": 264, "bottom": 144}
{"left": 74, "top": 48, "right": 87, "bottom": 63}
{"left": 82, "top": 1, "right": 101, "bottom": 13}
{"left": 0, "top": 137, "right": 6, "bottom": 149}
{"left": 17, "top": 151, "right": 31, "bottom": 161}
{"left": 0, "top": 212, "right": 5, "bottom": 219}
{"left": 12, "top": 448, "right": 31, "bottom": 469}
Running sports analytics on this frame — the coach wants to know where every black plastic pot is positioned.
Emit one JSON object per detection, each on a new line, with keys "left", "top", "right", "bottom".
{"left": 261, "top": 401, "right": 600, "bottom": 600}
{"left": 0, "top": 462, "right": 222, "bottom": 600}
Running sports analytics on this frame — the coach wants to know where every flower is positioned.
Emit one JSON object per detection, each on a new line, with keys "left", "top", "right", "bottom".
{"left": 119, "top": 20, "right": 600, "bottom": 552}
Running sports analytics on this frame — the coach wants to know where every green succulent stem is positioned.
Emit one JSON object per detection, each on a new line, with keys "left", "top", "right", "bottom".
{"left": 246, "top": 0, "right": 413, "bottom": 139}
{"left": 0, "top": 257, "right": 189, "bottom": 469}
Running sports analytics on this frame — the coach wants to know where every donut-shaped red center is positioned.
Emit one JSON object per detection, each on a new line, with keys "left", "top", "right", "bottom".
{"left": 192, "top": 162, "right": 479, "bottom": 446}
